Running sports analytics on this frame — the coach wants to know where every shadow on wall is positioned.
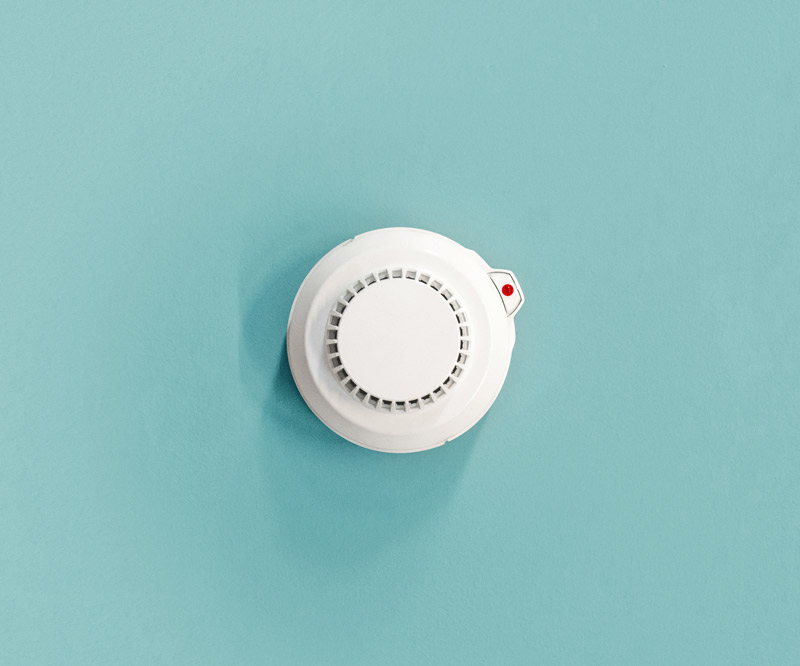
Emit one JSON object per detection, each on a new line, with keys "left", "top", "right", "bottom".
{"left": 239, "top": 221, "right": 478, "bottom": 571}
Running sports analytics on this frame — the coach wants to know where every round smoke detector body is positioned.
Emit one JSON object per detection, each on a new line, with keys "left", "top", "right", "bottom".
{"left": 287, "top": 227, "right": 524, "bottom": 453}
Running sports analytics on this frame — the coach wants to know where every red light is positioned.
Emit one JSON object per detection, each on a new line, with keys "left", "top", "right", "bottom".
{"left": 502, "top": 283, "right": 514, "bottom": 296}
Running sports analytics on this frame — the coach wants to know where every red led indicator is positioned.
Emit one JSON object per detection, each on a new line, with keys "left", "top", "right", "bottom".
{"left": 502, "top": 283, "right": 514, "bottom": 296}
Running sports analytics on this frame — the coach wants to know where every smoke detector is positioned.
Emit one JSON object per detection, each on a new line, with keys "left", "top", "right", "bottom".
{"left": 286, "top": 227, "right": 524, "bottom": 453}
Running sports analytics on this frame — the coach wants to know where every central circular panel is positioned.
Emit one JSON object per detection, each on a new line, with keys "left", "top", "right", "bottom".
{"left": 336, "top": 278, "right": 461, "bottom": 402}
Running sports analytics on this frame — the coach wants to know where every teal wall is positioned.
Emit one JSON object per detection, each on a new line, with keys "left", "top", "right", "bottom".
{"left": 2, "top": 2, "right": 799, "bottom": 664}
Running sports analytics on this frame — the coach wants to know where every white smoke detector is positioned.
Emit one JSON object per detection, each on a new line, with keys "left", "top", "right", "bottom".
{"left": 287, "top": 227, "right": 524, "bottom": 453}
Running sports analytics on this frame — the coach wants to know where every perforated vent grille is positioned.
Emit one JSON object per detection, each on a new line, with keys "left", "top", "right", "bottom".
{"left": 325, "top": 268, "right": 470, "bottom": 413}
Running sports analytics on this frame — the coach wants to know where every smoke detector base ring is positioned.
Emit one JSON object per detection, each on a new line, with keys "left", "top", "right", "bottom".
{"left": 287, "top": 227, "right": 524, "bottom": 453}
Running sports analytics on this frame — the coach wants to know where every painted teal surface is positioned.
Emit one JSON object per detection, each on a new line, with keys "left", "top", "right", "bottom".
{"left": 1, "top": 2, "right": 799, "bottom": 664}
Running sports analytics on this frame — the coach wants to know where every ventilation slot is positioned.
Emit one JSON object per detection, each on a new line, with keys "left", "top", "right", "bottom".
{"left": 324, "top": 267, "right": 471, "bottom": 413}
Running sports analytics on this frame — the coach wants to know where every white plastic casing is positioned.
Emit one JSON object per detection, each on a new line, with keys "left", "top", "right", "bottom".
{"left": 286, "top": 227, "right": 523, "bottom": 453}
